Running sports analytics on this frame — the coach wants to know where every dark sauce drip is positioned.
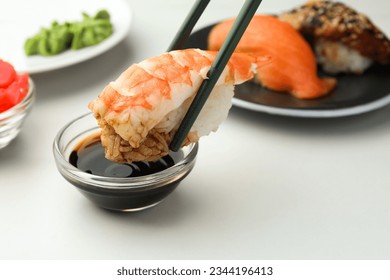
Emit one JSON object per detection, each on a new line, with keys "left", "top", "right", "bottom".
{"left": 69, "top": 139, "right": 176, "bottom": 178}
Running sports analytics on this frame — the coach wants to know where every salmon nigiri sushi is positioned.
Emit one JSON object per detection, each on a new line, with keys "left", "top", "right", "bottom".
{"left": 89, "top": 48, "right": 259, "bottom": 163}
{"left": 208, "top": 15, "right": 336, "bottom": 99}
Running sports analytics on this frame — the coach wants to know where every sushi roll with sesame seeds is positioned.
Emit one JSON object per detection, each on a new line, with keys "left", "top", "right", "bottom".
{"left": 279, "top": 0, "right": 390, "bottom": 74}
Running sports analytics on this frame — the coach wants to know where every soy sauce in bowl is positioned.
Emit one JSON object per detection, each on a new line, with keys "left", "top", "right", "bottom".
{"left": 69, "top": 133, "right": 176, "bottom": 178}
{"left": 53, "top": 113, "right": 198, "bottom": 212}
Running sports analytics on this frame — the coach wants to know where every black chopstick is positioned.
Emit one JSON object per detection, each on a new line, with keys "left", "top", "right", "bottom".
{"left": 167, "top": 0, "right": 210, "bottom": 51}
{"left": 169, "top": 0, "right": 263, "bottom": 151}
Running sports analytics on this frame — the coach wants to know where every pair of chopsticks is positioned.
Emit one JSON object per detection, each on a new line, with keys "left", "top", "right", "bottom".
{"left": 168, "top": 0, "right": 263, "bottom": 151}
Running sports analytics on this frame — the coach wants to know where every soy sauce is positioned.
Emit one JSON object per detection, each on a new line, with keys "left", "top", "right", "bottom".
{"left": 69, "top": 133, "right": 176, "bottom": 178}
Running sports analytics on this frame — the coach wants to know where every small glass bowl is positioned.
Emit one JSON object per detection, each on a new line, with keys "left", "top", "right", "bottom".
{"left": 0, "top": 78, "right": 35, "bottom": 149}
{"left": 53, "top": 113, "right": 198, "bottom": 212}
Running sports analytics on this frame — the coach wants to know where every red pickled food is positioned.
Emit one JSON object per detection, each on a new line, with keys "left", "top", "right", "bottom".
{"left": 0, "top": 60, "right": 30, "bottom": 113}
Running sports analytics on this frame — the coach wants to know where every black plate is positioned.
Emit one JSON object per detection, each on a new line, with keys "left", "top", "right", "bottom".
{"left": 183, "top": 24, "right": 390, "bottom": 117}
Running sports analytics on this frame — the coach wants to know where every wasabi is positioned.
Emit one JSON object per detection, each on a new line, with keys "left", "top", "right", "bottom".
{"left": 24, "top": 9, "right": 113, "bottom": 56}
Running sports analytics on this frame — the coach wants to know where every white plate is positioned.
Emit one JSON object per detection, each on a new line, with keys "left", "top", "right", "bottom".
{"left": 0, "top": 0, "right": 131, "bottom": 73}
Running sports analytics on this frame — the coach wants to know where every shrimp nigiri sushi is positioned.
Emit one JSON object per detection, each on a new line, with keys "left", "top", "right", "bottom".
{"left": 208, "top": 15, "right": 337, "bottom": 99}
{"left": 89, "top": 49, "right": 259, "bottom": 163}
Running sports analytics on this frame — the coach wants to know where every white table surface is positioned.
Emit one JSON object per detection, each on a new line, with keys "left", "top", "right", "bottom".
{"left": 1, "top": 0, "right": 390, "bottom": 260}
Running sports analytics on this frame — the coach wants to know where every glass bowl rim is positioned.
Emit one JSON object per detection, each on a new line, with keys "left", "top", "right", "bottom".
{"left": 53, "top": 112, "right": 198, "bottom": 191}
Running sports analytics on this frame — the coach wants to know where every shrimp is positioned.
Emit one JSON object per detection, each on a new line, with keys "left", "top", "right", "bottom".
{"left": 89, "top": 48, "right": 262, "bottom": 163}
